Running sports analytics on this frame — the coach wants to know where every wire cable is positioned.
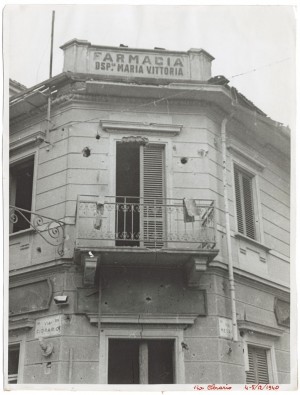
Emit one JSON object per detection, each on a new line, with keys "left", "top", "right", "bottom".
{"left": 231, "top": 57, "right": 291, "bottom": 79}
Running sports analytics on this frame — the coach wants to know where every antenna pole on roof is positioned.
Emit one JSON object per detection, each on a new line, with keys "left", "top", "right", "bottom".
{"left": 49, "top": 11, "right": 55, "bottom": 78}
{"left": 46, "top": 10, "right": 55, "bottom": 147}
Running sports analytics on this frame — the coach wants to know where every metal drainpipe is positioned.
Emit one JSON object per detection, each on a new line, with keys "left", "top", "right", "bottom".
{"left": 221, "top": 115, "right": 238, "bottom": 342}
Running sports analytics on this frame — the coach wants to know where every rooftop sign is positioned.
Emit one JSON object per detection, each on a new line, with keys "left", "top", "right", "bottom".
{"left": 60, "top": 39, "right": 214, "bottom": 81}
{"left": 94, "top": 51, "right": 186, "bottom": 78}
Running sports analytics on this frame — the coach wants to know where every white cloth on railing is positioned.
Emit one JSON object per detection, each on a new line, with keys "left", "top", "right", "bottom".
{"left": 183, "top": 198, "right": 199, "bottom": 223}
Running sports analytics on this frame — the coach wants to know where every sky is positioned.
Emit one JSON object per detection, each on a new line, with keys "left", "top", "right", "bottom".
{"left": 4, "top": 4, "right": 296, "bottom": 129}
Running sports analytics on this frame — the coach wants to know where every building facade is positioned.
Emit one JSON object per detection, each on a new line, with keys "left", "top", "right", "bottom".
{"left": 8, "top": 39, "right": 290, "bottom": 385}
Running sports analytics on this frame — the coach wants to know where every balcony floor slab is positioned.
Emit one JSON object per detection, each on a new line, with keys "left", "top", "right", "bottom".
{"left": 75, "top": 246, "right": 219, "bottom": 267}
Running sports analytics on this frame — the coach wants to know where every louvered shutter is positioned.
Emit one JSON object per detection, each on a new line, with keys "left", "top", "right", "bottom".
{"left": 234, "top": 166, "right": 256, "bottom": 240}
{"left": 246, "top": 346, "right": 256, "bottom": 383}
{"left": 141, "top": 145, "right": 165, "bottom": 249}
{"left": 242, "top": 174, "right": 255, "bottom": 239}
{"left": 246, "top": 346, "right": 269, "bottom": 384}
{"left": 234, "top": 167, "right": 244, "bottom": 234}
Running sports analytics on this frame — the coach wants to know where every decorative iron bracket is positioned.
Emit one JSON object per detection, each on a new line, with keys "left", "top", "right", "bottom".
{"left": 9, "top": 206, "right": 66, "bottom": 256}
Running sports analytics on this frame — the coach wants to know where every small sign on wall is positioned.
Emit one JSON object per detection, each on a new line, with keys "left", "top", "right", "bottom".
{"left": 35, "top": 315, "right": 61, "bottom": 338}
{"left": 219, "top": 317, "right": 233, "bottom": 339}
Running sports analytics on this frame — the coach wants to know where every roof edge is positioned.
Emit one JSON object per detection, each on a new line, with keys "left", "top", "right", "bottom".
{"left": 9, "top": 72, "right": 290, "bottom": 140}
{"left": 59, "top": 38, "right": 214, "bottom": 59}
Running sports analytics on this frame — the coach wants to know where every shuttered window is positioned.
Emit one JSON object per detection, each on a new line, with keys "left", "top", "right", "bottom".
{"left": 234, "top": 166, "right": 256, "bottom": 240}
{"left": 141, "top": 145, "right": 165, "bottom": 249}
{"left": 246, "top": 346, "right": 269, "bottom": 384}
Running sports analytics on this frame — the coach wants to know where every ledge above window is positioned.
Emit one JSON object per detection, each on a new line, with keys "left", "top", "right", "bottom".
{"left": 87, "top": 313, "right": 198, "bottom": 326}
{"left": 235, "top": 232, "right": 271, "bottom": 252}
{"left": 237, "top": 319, "right": 284, "bottom": 338}
{"left": 10, "top": 131, "right": 46, "bottom": 152}
{"left": 227, "top": 141, "right": 265, "bottom": 171}
{"left": 9, "top": 317, "right": 35, "bottom": 331}
{"left": 100, "top": 120, "right": 182, "bottom": 136}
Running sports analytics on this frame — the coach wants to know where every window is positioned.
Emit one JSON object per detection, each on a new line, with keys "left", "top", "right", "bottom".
{"left": 240, "top": 327, "right": 279, "bottom": 384}
{"left": 246, "top": 346, "right": 269, "bottom": 384}
{"left": 115, "top": 142, "right": 165, "bottom": 248}
{"left": 108, "top": 339, "right": 174, "bottom": 384}
{"left": 8, "top": 344, "right": 20, "bottom": 384}
{"left": 9, "top": 157, "right": 34, "bottom": 233}
{"left": 234, "top": 165, "right": 256, "bottom": 239}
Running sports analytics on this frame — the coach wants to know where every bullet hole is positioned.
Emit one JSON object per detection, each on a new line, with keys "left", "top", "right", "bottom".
{"left": 96, "top": 133, "right": 100, "bottom": 140}
{"left": 65, "top": 314, "right": 71, "bottom": 322}
{"left": 160, "top": 284, "right": 164, "bottom": 288}
{"left": 82, "top": 147, "right": 91, "bottom": 157}
{"left": 62, "top": 128, "right": 64, "bottom": 131}
{"left": 104, "top": 301, "right": 108, "bottom": 305}
{"left": 227, "top": 347, "right": 233, "bottom": 354}
{"left": 145, "top": 296, "right": 152, "bottom": 302}
{"left": 181, "top": 342, "right": 189, "bottom": 350}
{"left": 181, "top": 157, "right": 188, "bottom": 164}
{"left": 44, "top": 362, "right": 52, "bottom": 374}
{"left": 36, "top": 247, "right": 42, "bottom": 253}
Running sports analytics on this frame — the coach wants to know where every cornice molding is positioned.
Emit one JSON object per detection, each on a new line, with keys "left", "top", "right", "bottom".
{"left": 237, "top": 319, "right": 285, "bottom": 337}
{"left": 68, "top": 92, "right": 215, "bottom": 108}
{"left": 9, "top": 317, "right": 35, "bottom": 332}
{"left": 8, "top": 91, "right": 194, "bottom": 126}
{"left": 9, "top": 131, "right": 46, "bottom": 152}
{"left": 100, "top": 120, "right": 182, "bottom": 136}
{"left": 9, "top": 88, "right": 224, "bottom": 127}
{"left": 87, "top": 313, "right": 198, "bottom": 326}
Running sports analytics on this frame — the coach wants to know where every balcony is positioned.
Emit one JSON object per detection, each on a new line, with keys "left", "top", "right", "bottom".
{"left": 75, "top": 196, "right": 218, "bottom": 277}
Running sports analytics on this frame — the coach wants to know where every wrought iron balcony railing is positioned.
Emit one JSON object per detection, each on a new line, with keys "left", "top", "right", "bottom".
{"left": 9, "top": 206, "right": 66, "bottom": 256}
{"left": 76, "top": 196, "right": 216, "bottom": 250}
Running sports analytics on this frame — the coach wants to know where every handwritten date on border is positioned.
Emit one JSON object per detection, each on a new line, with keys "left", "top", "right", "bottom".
{"left": 193, "top": 384, "right": 280, "bottom": 391}
{"left": 245, "top": 385, "right": 280, "bottom": 391}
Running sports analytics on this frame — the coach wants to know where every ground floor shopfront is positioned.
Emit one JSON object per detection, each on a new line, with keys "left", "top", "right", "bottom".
{"left": 8, "top": 262, "right": 290, "bottom": 385}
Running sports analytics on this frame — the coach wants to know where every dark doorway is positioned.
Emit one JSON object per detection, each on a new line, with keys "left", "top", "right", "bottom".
{"left": 8, "top": 344, "right": 20, "bottom": 383}
{"left": 108, "top": 339, "right": 140, "bottom": 384}
{"left": 116, "top": 143, "right": 140, "bottom": 246}
{"left": 148, "top": 340, "right": 174, "bottom": 384}
{"left": 108, "top": 339, "right": 174, "bottom": 384}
